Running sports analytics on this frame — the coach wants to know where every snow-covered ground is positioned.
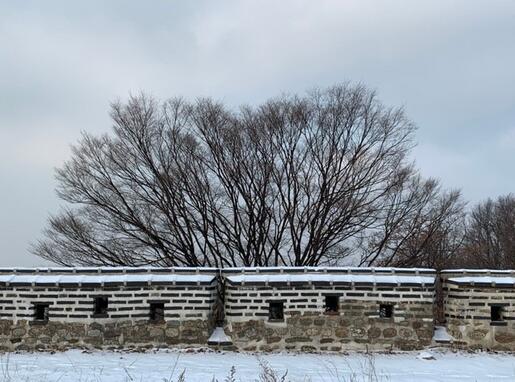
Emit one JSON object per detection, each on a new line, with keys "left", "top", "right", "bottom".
{"left": 0, "top": 348, "right": 514, "bottom": 382}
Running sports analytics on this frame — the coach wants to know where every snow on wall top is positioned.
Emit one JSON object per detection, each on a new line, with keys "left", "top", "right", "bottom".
{"left": 0, "top": 266, "right": 446, "bottom": 286}
{"left": 221, "top": 267, "right": 436, "bottom": 275}
{"left": 441, "top": 269, "right": 515, "bottom": 275}
{"left": 0, "top": 266, "right": 436, "bottom": 276}
{"left": 0, "top": 273, "right": 216, "bottom": 286}
{"left": 226, "top": 273, "right": 435, "bottom": 286}
{"left": 0, "top": 267, "right": 217, "bottom": 275}
{"left": 448, "top": 276, "right": 515, "bottom": 286}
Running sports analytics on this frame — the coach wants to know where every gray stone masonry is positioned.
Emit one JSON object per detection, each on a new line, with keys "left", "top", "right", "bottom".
{"left": 441, "top": 269, "right": 515, "bottom": 350}
{"left": 0, "top": 267, "right": 217, "bottom": 351}
{"left": 223, "top": 267, "right": 435, "bottom": 351}
{"left": 0, "top": 266, "right": 513, "bottom": 352}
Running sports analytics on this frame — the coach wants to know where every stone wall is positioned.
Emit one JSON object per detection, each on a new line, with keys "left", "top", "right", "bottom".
{"left": 223, "top": 268, "right": 435, "bottom": 351}
{"left": 442, "top": 270, "right": 515, "bottom": 350}
{"left": 3, "top": 266, "right": 515, "bottom": 352}
{"left": 0, "top": 268, "right": 217, "bottom": 351}
{"left": 0, "top": 284, "right": 216, "bottom": 322}
{"left": 0, "top": 318, "right": 209, "bottom": 351}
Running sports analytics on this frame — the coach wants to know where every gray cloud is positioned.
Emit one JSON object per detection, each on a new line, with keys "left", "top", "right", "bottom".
{"left": 1, "top": 0, "right": 514, "bottom": 265}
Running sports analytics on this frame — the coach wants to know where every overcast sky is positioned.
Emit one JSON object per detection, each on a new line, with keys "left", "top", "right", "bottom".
{"left": 1, "top": 1, "right": 514, "bottom": 266}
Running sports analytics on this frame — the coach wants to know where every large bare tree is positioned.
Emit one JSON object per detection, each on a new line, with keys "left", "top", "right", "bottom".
{"left": 34, "top": 84, "right": 460, "bottom": 267}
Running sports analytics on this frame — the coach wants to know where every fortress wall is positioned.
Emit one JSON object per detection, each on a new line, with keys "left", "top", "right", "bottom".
{"left": 0, "top": 266, "right": 513, "bottom": 352}
{"left": 0, "top": 267, "right": 218, "bottom": 351}
{"left": 223, "top": 267, "right": 435, "bottom": 351}
{"left": 441, "top": 269, "right": 515, "bottom": 350}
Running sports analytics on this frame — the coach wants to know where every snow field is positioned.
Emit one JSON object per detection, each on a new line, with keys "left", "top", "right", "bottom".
{"left": 0, "top": 348, "right": 514, "bottom": 382}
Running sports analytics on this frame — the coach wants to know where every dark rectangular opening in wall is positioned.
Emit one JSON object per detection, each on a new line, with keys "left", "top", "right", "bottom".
{"left": 325, "top": 295, "right": 339, "bottom": 313}
{"left": 491, "top": 305, "right": 503, "bottom": 322}
{"left": 269, "top": 301, "right": 284, "bottom": 321}
{"left": 34, "top": 303, "right": 49, "bottom": 322}
{"left": 150, "top": 302, "right": 165, "bottom": 322}
{"left": 379, "top": 304, "right": 393, "bottom": 318}
{"left": 93, "top": 296, "right": 109, "bottom": 316}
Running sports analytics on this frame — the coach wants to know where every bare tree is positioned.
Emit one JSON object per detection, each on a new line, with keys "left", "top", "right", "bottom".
{"left": 462, "top": 194, "right": 515, "bottom": 268}
{"left": 357, "top": 168, "right": 466, "bottom": 269}
{"left": 34, "top": 84, "right": 424, "bottom": 267}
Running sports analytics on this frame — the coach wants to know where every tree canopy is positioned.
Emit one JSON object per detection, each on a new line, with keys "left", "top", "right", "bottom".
{"left": 33, "top": 84, "right": 466, "bottom": 268}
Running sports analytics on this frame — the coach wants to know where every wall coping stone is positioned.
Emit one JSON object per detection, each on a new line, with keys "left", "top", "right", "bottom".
{"left": 221, "top": 267, "right": 436, "bottom": 275}
{"left": 447, "top": 276, "right": 515, "bottom": 288}
{"left": 0, "top": 273, "right": 216, "bottom": 287}
{"left": 225, "top": 273, "right": 435, "bottom": 287}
